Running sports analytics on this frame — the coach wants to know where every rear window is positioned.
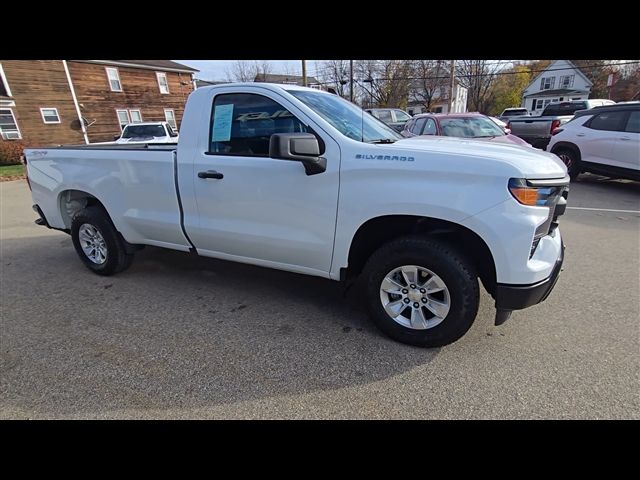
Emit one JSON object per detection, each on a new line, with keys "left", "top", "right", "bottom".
{"left": 503, "top": 109, "right": 528, "bottom": 116}
{"left": 122, "top": 125, "right": 166, "bottom": 138}
{"left": 542, "top": 102, "right": 587, "bottom": 116}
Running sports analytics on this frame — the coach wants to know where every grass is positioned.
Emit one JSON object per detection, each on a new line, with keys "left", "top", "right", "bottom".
{"left": 0, "top": 164, "right": 25, "bottom": 177}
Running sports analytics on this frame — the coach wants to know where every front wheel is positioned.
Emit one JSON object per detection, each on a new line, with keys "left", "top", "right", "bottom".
{"left": 363, "top": 236, "right": 480, "bottom": 347}
{"left": 554, "top": 147, "right": 581, "bottom": 180}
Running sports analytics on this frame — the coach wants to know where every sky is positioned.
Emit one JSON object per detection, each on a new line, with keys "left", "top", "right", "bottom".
{"left": 176, "top": 60, "right": 321, "bottom": 81}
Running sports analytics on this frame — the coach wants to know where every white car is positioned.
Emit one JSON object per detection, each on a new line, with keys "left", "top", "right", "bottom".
{"left": 115, "top": 121, "right": 179, "bottom": 144}
{"left": 548, "top": 104, "right": 639, "bottom": 181}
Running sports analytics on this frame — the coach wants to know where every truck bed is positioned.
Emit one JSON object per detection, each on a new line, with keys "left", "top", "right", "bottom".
{"left": 24, "top": 144, "right": 191, "bottom": 251}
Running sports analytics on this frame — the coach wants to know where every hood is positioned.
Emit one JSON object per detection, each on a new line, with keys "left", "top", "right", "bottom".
{"left": 390, "top": 135, "right": 567, "bottom": 179}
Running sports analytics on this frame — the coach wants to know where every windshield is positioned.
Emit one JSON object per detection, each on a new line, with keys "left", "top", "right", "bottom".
{"left": 288, "top": 90, "right": 402, "bottom": 143}
{"left": 122, "top": 125, "right": 166, "bottom": 138}
{"left": 440, "top": 116, "right": 505, "bottom": 138}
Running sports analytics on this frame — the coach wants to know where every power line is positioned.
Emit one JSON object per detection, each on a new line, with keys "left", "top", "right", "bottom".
{"left": 311, "top": 61, "right": 640, "bottom": 85}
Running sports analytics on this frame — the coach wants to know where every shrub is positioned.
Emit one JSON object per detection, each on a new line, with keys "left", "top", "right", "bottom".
{"left": 0, "top": 140, "right": 26, "bottom": 165}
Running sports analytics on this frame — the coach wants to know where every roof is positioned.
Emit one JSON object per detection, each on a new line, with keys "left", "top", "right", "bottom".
{"left": 524, "top": 88, "right": 588, "bottom": 97}
{"left": 254, "top": 73, "right": 321, "bottom": 86}
{"left": 525, "top": 60, "right": 593, "bottom": 93}
{"left": 195, "top": 79, "right": 226, "bottom": 88}
{"left": 74, "top": 60, "right": 198, "bottom": 73}
{"left": 412, "top": 112, "right": 484, "bottom": 118}
{"left": 574, "top": 102, "right": 639, "bottom": 118}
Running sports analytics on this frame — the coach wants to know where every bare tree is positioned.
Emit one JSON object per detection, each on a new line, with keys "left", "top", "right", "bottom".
{"left": 355, "top": 60, "right": 413, "bottom": 108}
{"left": 456, "top": 60, "right": 503, "bottom": 113}
{"left": 410, "top": 60, "right": 448, "bottom": 111}
{"left": 316, "top": 60, "right": 350, "bottom": 97}
{"left": 225, "top": 61, "right": 273, "bottom": 82}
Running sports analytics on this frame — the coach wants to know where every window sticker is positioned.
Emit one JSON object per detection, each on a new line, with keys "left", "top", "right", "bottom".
{"left": 212, "top": 104, "right": 234, "bottom": 142}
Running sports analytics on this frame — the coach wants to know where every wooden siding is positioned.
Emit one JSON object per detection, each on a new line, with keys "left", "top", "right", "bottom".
{"left": 0, "top": 60, "right": 85, "bottom": 147}
{"left": 68, "top": 62, "right": 194, "bottom": 142}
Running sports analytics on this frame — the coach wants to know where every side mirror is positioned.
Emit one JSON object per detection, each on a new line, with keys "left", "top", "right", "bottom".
{"left": 269, "top": 133, "right": 326, "bottom": 176}
{"left": 113, "top": 134, "right": 120, "bottom": 141}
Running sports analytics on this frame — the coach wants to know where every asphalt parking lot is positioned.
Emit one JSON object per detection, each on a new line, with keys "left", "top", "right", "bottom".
{"left": 1, "top": 175, "right": 638, "bottom": 419}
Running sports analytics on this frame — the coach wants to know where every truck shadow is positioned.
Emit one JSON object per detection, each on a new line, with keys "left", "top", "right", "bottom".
{"left": 1, "top": 234, "right": 493, "bottom": 418}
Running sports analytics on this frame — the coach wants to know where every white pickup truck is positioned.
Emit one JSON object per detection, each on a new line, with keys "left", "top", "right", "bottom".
{"left": 24, "top": 83, "right": 569, "bottom": 347}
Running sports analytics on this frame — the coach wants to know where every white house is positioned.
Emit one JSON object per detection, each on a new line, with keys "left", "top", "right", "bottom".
{"left": 522, "top": 60, "right": 593, "bottom": 115}
{"left": 407, "top": 81, "right": 468, "bottom": 115}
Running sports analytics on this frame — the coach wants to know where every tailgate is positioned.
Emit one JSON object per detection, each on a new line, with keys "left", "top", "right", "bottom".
{"left": 509, "top": 119, "right": 550, "bottom": 136}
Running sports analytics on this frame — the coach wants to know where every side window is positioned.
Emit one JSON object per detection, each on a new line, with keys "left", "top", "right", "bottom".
{"left": 209, "top": 93, "right": 309, "bottom": 156}
{"left": 423, "top": 118, "right": 437, "bottom": 135}
{"left": 376, "top": 110, "right": 393, "bottom": 122}
{"left": 625, "top": 111, "right": 640, "bottom": 133}
{"left": 586, "top": 111, "right": 628, "bottom": 132}
{"left": 412, "top": 118, "right": 427, "bottom": 134}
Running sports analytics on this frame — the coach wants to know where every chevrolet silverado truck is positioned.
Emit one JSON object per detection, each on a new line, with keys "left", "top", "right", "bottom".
{"left": 24, "top": 83, "right": 569, "bottom": 347}
{"left": 508, "top": 99, "right": 615, "bottom": 150}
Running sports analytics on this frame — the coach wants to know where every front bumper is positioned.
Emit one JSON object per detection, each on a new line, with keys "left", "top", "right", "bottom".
{"left": 494, "top": 242, "right": 564, "bottom": 324}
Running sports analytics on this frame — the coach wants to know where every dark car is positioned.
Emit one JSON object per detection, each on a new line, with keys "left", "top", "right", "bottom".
{"left": 365, "top": 108, "right": 412, "bottom": 132}
{"left": 401, "top": 112, "right": 532, "bottom": 147}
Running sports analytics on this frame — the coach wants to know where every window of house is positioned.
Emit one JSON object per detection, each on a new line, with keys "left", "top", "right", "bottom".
{"left": 156, "top": 72, "right": 170, "bottom": 94}
{"left": 106, "top": 67, "right": 122, "bottom": 92}
{"left": 0, "top": 108, "right": 21, "bottom": 139}
{"left": 129, "top": 110, "right": 142, "bottom": 123}
{"left": 540, "top": 77, "right": 555, "bottom": 90}
{"left": 116, "top": 109, "right": 130, "bottom": 130}
{"left": 164, "top": 109, "right": 177, "bottom": 129}
{"left": 434, "top": 106, "right": 443, "bottom": 113}
{"left": 559, "top": 75, "right": 574, "bottom": 88}
{"left": 586, "top": 111, "right": 628, "bottom": 132}
{"left": 40, "top": 108, "right": 61, "bottom": 124}
{"left": 208, "top": 93, "right": 309, "bottom": 156}
{"left": 625, "top": 111, "right": 640, "bottom": 133}
{"left": 0, "top": 63, "right": 12, "bottom": 97}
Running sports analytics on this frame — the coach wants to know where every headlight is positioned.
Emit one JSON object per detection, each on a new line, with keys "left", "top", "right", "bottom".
{"left": 508, "top": 178, "right": 562, "bottom": 207}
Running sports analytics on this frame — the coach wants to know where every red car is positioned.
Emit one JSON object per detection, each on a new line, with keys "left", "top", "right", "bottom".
{"left": 400, "top": 112, "right": 532, "bottom": 147}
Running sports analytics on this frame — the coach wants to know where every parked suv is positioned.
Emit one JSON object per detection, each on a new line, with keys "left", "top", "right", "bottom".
{"left": 365, "top": 108, "right": 412, "bottom": 132}
{"left": 548, "top": 103, "right": 640, "bottom": 181}
{"left": 507, "top": 99, "right": 615, "bottom": 150}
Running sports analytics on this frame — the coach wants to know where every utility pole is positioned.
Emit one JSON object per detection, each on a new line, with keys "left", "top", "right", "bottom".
{"left": 448, "top": 60, "right": 455, "bottom": 113}
{"left": 350, "top": 60, "right": 354, "bottom": 102}
{"left": 301, "top": 60, "right": 307, "bottom": 86}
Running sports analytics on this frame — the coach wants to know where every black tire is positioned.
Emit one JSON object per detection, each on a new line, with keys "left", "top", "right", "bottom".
{"left": 70, "top": 206, "right": 134, "bottom": 276}
{"left": 554, "top": 147, "right": 580, "bottom": 180}
{"left": 363, "top": 236, "right": 480, "bottom": 348}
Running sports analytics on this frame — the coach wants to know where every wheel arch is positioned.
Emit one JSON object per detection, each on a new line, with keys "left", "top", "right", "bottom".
{"left": 57, "top": 189, "right": 107, "bottom": 229}
{"left": 344, "top": 215, "right": 497, "bottom": 296}
{"left": 550, "top": 141, "right": 582, "bottom": 160}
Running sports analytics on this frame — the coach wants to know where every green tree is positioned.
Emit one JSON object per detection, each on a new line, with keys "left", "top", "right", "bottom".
{"left": 489, "top": 65, "right": 531, "bottom": 115}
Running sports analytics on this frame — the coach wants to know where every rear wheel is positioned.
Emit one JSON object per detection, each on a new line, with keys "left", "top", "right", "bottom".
{"left": 554, "top": 147, "right": 580, "bottom": 180}
{"left": 363, "top": 236, "right": 480, "bottom": 347}
{"left": 71, "top": 206, "right": 134, "bottom": 275}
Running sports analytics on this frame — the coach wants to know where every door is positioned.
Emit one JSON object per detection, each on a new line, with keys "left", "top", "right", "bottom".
{"left": 186, "top": 91, "right": 340, "bottom": 276}
{"left": 613, "top": 110, "right": 640, "bottom": 171}
{"left": 581, "top": 111, "right": 629, "bottom": 168}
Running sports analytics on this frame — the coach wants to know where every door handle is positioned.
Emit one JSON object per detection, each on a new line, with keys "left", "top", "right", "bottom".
{"left": 576, "top": 133, "right": 586, "bottom": 137}
{"left": 620, "top": 137, "right": 631, "bottom": 141}
{"left": 198, "top": 170, "right": 224, "bottom": 179}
